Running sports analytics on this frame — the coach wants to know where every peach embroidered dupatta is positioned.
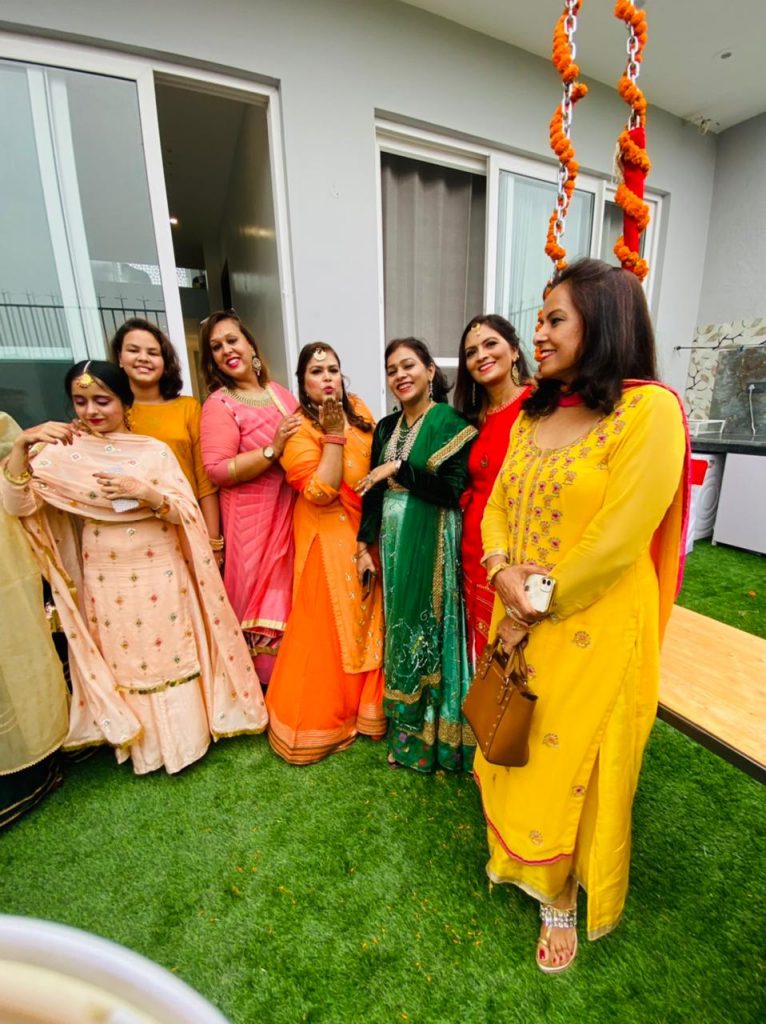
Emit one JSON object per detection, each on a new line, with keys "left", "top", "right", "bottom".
{"left": 0, "top": 431, "right": 267, "bottom": 752}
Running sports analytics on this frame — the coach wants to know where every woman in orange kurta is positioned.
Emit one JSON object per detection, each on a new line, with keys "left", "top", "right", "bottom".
{"left": 266, "top": 344, "right": 386, "bottom": 764}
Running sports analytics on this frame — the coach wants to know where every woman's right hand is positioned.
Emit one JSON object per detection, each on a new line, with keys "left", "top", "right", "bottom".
{"left": 14, "top": 421, "right": 78, "bottom": 451}
{"left": 271, "top": 414, "right": 302, "bottom": 457}
{"left": 493, "top": 562, "right": 549, "bottom": 623}
{"left": 355, "top": 548, "right": 377, "bottom": 585}
{"left": 319, "top": 397, "right": 345, "bottom": 435}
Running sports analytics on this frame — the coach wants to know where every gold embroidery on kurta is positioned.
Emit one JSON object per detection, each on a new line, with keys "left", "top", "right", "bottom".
{"left": 425, "top": 425, "right": 478, "bottom": 471}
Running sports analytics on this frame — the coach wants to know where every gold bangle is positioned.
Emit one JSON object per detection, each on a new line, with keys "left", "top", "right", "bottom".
{"left": 150, "top": 497, "right": 170, "bottom": 517}
{"left": 486, "top": 561, "right": 511, "bottom": 586}
{"left": 209, "top": 536, "right": 225, "bottom": 552}
{"left": 480, "top": 548, "right": 508, "bottom": 565}
{"left": 228, "top": 457, "right": 239, "bottom": 484}
{"left": 2, "top": 463, "right": 32, "bottom": 486}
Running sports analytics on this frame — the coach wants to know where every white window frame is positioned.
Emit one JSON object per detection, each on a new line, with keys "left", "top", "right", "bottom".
{"left": 375, "top": 118, "right": 664, "bottom": 385}
{"left": 0, "top": 31, "right": 298, "bottom": 389}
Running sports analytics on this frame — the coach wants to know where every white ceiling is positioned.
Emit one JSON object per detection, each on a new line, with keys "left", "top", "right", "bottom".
{"left": 401, "top": 0, "right": 766, "bottom": 132}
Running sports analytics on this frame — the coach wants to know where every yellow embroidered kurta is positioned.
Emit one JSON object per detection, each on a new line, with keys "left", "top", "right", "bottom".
{"left": 475, "top": 385, "right": 686, "bottom": 940}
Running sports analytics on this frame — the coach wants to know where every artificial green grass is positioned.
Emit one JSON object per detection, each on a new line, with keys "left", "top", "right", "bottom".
{"left": 678, "top": 539, "right": 766, "bottom": 638}
{"left": 1, "top": 727, "right": 764, "bottom": 1023}
{"left": 2, "top": 544, "right": 765, "bottom": 1023}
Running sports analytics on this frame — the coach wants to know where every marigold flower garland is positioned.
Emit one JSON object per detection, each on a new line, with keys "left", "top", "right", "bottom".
{"left": 613, "top": 0, "right": 651, "bottom": 280}
{"left": 544, "top": 0, "right": 588, "bottom": 271}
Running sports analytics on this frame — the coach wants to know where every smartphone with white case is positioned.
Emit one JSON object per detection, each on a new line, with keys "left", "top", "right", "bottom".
{"left": 524, "top": 573, "right": 556, "bottom": 614}
{"left": 110, "top": 464, "right": 141, "bottom": 513}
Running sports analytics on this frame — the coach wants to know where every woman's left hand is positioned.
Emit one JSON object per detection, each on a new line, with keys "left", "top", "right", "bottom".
{"left": 92, "top": 472, "right": 156, "bottom": 505}
{"left": 355, "top": 461, "right": 398, "bottom": 496}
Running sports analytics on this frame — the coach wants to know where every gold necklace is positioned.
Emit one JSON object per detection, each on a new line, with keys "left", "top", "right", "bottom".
{"left": 222, "top": 386, "right": 274, "bottom": 408}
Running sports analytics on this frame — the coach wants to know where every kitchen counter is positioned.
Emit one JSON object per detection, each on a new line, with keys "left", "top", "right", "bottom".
{"left": 691, "top": 435, "right": 766, "bottom": 456}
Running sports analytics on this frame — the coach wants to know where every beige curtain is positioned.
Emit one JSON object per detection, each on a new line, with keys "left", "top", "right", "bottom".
{"left": 381, "top": 152, "right": 486, "bottom": 358}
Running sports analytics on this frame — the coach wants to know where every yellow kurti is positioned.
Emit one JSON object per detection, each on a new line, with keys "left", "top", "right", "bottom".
{"left": 130, "top": 397, "right": 216, "bottom": 500}
{"left": 476, "top": 385, "right": 686, "bottom": 940}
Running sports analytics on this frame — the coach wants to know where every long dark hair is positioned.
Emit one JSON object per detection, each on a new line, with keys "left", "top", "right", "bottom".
{"left": 384, "top": 337, "right": 451, "bottom": 404}
{"left": 296, "top": 343, "right": 372, "bottom": 433}
{"left": 109, "top": 317, "right": 184, "bottom": 400}
{"left": 65, "top": 360, "right": 134, "bottom": 408}
{"left": 454, "top": 314, "right": 530, "bottom": 424}
{"left": 199, "top": 310, "right": 271, "bottom": 392}
{"left": 524, "top": 258, "right": 658, "bottom": 418}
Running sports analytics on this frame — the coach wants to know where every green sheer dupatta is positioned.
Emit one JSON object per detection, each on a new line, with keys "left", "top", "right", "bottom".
{"left": 378, "top": 404, "right": 476, "bottom": 727}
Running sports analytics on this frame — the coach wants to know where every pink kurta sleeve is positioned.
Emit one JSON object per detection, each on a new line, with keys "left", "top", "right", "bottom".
{"left": 200, "top": 394, "right": 241, "bottom": 488}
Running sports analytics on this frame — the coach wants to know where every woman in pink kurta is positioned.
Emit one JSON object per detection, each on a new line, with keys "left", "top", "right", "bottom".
{"left": 200, "top": 311, "right": 301, "bottom": 683}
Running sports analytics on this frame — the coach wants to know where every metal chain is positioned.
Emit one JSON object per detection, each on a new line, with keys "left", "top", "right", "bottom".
{"left": 550, "top": 0, "right": 581, "bottom": 258}
{"left": 624, "top": 1, "right": 642, "bottom": 128}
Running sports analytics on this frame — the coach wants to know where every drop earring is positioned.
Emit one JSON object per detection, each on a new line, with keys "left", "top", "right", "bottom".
{"left": 471, "top": 382, "right": 477, "bottom": 406}
{"left": 511, "top": 361, "right": 521, "bottom": 386}
{"left": 252, "top": 353, "right": 262, "bottom": 377}
{"left": 428, "top": 378, "right": 434, "bottom": 401}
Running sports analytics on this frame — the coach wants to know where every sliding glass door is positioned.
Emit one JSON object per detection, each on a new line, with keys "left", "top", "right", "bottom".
{"left": 0, "top": 59, "right": 168, "bottom": 426}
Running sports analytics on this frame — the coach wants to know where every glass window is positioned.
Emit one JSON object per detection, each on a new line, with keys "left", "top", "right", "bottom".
{"left": 0, "top": 60, "right": 165, "bottom": 426}
{"left": 381, "top": 152, "right": 486, "bottom": 363}
{"left": 600, "top": 198, "right": 647, "bottom": 267}
{"left": 495, "top": 171, "right": 594, "bottom": 358}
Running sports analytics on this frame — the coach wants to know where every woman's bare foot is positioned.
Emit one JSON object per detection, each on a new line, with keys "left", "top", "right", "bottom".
{"left": 537, "top": 876, "right": 578, "bottom": 973}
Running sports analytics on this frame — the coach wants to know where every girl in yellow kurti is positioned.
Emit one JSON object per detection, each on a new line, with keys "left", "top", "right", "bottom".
{"left": 111, "top": 318, "right": 221, "bottom": 561}
{"left": 476, "top": 259, "right": 688, "bottom": 973}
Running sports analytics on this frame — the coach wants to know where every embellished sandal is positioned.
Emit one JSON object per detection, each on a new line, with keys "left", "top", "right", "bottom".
{"left": 536, "top": 901, "right": 578, "bottom": 974}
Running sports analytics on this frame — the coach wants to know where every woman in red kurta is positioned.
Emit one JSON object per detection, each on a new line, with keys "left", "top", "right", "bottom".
{"left": 454, "top": 315, "right": 531, "bottom": 664}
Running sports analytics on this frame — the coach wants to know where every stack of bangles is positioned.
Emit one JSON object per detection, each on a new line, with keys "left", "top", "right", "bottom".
{"left": 2, "top": 464, "right": 32, "bottom": 486}
{"left": 150, "top": 496, "right": 171, "bottom": 518}
{"left": 209, "top": 536, "right": 225, "bottom": 553}
{"left": 322, "top": 433, "right": 346, "bottom": 446}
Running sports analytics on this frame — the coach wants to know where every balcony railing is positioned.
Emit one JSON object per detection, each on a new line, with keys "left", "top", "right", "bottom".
{"left": 0, "top": 300, "right": 167, "bottom": 360}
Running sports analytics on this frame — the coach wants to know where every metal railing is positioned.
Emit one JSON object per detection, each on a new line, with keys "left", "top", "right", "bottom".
{"left": 0, "top": 300, "right": 167, "bottom": 358}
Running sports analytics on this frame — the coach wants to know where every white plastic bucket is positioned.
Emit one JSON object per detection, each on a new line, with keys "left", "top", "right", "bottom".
{"left": 0, "top": 916, "right": 229, "bottom": 1024}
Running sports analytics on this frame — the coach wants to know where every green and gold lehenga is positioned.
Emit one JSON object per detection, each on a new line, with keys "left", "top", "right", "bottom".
{"left": 359, "top": 403, "right": 477, "bottom": 772}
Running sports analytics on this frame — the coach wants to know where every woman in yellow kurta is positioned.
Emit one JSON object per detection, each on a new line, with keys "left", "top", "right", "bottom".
{"left": 266, "top": 344, "right": 386, "bottom": 764}
{"left": 476, "top": 259, "right": 688, "bottom": 972}
{"left": 111, "top": 318, "right": 221, "bottom": 562}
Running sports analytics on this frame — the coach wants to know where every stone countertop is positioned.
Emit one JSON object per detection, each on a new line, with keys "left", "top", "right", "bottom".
{"left": 691, "top": 435, "right": 766, "bottom": 456}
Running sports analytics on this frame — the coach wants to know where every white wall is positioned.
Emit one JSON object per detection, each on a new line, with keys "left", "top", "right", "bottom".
{"left": 0, "top": 0, "right": 719, "bottom": 401}
{"left": 697, "top": 113, "right": 766, "bottom": 326}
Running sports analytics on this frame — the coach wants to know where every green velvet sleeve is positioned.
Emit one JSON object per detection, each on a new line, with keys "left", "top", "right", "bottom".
{"left": 393, "top": 445, "right": 470, "bottom": 508}
{"left": 357, "top": 422, "right": 387, "bottom": 544}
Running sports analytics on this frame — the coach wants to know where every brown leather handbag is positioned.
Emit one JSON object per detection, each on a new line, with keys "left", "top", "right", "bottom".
{"left": 463, "top": 638, "right": 537, "bottom": 767}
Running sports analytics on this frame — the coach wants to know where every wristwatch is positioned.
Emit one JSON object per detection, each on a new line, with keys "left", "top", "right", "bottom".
{"left": 263, "top": 446, "right": 276, "bottom": 461}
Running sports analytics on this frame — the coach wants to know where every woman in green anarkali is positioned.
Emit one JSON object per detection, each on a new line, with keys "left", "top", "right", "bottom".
{"left": 356, "top": 338, "right": 477, "bottom": 772}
